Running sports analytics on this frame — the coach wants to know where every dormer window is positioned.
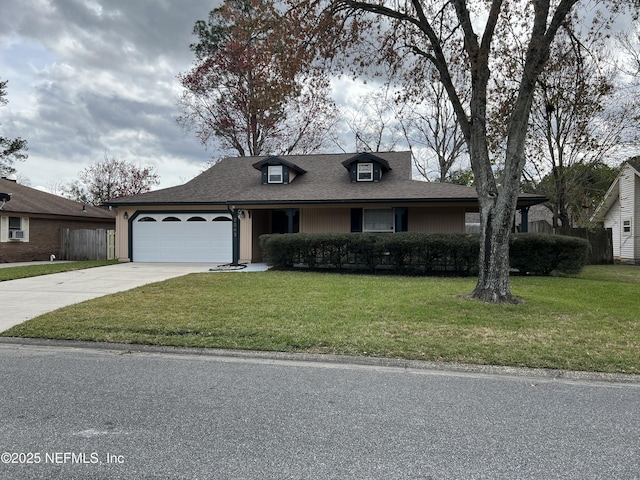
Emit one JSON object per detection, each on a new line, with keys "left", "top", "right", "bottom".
{"left": 268, "top": 165, "right": 283, "bottom": 183}
{"left": 342, "top": 153, "right": 391, "bottom": 183}
{"left": 252, "top": 156, "right": 306, "bottom": 185}
{"left": 357, "top": 163, "right": 373, "bottom": 181}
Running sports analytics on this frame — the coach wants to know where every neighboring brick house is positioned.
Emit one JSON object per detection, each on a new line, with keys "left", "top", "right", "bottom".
{"left": 106, "top": 151, "right": 546, "bottom": 264}
{"left": 0, "top": 177, "right": 115, "bottom": 263}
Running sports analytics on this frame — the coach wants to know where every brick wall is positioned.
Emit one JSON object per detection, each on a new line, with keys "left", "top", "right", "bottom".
{"left": 0, "top": 218, "right": 114, "bottom": 263}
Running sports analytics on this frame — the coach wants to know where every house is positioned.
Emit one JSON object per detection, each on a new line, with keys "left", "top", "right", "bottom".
{"left": 466, "top": 203, "right": 553, "bottom": 234}
{"left": 592, "top": 159, "right": 640, "bottom": 264}
{"left": 0, "top": 177, "right": 116, "bottom": 263}
{"left": 105, "top": 151, "right": 546, "bottom": 264}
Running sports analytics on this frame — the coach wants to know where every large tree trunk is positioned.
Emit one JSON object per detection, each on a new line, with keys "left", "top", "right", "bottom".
{"left": 466, "top": 63, "right": 533, "bottom": 304}
{"left": 467, "top": 117, "right": 522, "bottom": 304}
{"left": 468, "top": 89, "right": 534, "bottom": 304}
{"left": 472, "top": 193, "right": 521, "bottom": 304}
{"left": 460, "top": 32, "right": 523, "bottom": 304}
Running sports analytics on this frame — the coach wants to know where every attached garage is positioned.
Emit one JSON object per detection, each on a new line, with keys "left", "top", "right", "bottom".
{"left": 131, "top": 212, "right": 232, "bottom": 263}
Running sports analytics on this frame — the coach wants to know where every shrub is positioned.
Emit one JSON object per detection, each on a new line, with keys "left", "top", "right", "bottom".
{"left": 261, "top": 232, "right": 590, "bottom": 276}
{"left": 260, "top": 232, "right": 480, "bottom": 276}
{"left": 509, "top": 233, "right": 590, "bottom": 275}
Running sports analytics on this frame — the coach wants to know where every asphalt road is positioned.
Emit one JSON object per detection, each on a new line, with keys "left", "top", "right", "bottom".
{"left": 1, "top": 342, "right": 638, "bottom": 480}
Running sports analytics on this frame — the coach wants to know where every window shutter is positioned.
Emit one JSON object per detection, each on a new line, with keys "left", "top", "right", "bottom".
{"left": 0, "top": 216, "right": 8, "bottom": 242}
{"left": 394, "top": 207, "right": 408, "bottom": 232}
{"left": 22, "top": 217, "right": 29, "bottom": 242}
{"left": 261, "top": 166, "right": 268, "bottom": 184}
{"left": 349, "top": 164, "right": 357, "bottom": 182}
{"left": 373, "top": 162, "right": 381, "bottom": 181}
{"left": 351, "top": 208, "right": 363, "bottom": 232}
{"left": 283, "top": 166, "right": 290, "bottom": 184}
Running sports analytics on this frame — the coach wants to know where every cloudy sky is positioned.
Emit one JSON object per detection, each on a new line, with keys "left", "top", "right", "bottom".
{"left": 0, "top": 0, "right": 227, "bottom": 190}
{"left": 1, "top": 1, "right": 635, "bottom": 192}
{"left": 0, "top": 0, "right": 261, "bottom": 190}
{"left": 0, "top": 0, "right": 378, "bottom": 192}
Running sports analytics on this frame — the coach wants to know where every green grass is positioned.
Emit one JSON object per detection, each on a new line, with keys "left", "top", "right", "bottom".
{"left": 0, "top": 260, "right": 118, "bottom": 281}
{"left": 3, "top": 265, "right": 639, "bottom": 374}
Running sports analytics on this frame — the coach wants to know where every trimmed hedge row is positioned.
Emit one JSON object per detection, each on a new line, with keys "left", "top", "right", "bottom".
{"left": 259, "top": 232, "right": 590, "bottom": 276}
{"left": 510, "top": 233, "right": 590, "bottom": 275}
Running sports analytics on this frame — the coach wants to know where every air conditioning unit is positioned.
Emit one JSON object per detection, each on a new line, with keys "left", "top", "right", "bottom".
{"left": 8, "top": 230, "right": 25, "bottom": 240}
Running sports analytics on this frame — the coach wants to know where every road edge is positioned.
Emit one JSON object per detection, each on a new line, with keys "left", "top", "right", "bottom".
{"left": 1, "top": 336, "right": 638, "bottom": 385}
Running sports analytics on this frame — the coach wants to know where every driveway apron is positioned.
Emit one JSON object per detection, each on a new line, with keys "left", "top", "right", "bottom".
{"left": 0, "top": 263, "right": 214, "bottom": 332}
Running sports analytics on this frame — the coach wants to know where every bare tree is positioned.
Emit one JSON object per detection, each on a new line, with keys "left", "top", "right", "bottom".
{"left": 617, "top": 26, "right": 640, "bottom": 78}
{"left": 533, "top": 160, "right": 619, "bottom": 228}
{"left": 0, "top": 79, "right": 28, "bottom": 176}
{"left": 340, "top": 87, "right": 403, "bottom": 153}
{"left": 46, "top": 180, "right": 67, "bottom": 197}
{"left": 290, "top": 0, "right": 630, "bottom": 303}
{"left": 526, "top": 28, "right": 639, "bottom": 228}
{"left": 65, "top": 150, "right": 160, "bottom": 206}
{"left": 397, "top": 78, "right": 468, "bottom": 182}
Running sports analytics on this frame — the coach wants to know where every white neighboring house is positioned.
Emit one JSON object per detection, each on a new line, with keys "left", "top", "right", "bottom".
{"left": 592, "top": 160, "right": 640, "bottom": 264}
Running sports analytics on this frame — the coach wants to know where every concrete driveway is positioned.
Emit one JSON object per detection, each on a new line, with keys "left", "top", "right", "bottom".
{"left": 0, "top": 263, "right": 241, "bottom": 332}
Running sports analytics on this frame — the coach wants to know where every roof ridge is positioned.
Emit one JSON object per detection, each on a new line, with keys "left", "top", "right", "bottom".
{"left": 0, "top": 178, "right": 115, "bottom": 218}
{"left": 222, "top": 150, "right": 411, "bottom": 161}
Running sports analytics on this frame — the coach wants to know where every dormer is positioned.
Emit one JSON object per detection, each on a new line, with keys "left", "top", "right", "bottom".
{"left": 252, "top": 156, "right": 306, "bottom": 185}
{"left": 341, "top": 153, "right": 392, "bottom": 183}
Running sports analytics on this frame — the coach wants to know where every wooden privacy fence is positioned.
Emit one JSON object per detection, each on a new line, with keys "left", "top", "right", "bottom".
{"left": 556, "top": 227, "right": 613, "bottom": 265}
{"left": 60, "top": 229, "right": 115, "bottom": 261}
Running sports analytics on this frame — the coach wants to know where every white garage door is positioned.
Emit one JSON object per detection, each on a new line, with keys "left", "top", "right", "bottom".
{"left": 132, "top": 213, "right": 232, "bottom": 262}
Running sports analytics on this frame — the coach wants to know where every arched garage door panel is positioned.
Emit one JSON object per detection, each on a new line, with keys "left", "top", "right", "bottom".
{"left": 132, "top": 213, "right": 232, "bottom": 262}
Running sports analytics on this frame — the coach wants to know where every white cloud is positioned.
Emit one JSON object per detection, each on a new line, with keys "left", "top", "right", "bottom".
{"left": 1, "top": 0, "right": 396, "bottom": 192}
{"left": 1, "top": 0, "right": 219, "bottom": 190}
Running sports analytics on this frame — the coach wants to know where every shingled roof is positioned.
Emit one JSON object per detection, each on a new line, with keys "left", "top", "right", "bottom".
{"left": 106, "top": 151, "right": 546, "bottom": 207}
{"left": 0, "top": 177, "right": 115, "bottom": 220}
{"left": 627, "top": 158, "right": 640, "bottom": 174}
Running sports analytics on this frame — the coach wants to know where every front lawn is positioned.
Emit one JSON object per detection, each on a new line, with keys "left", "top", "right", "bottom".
{"left": 0, "top": 260, "right": 118, "bottom": 281}
{"left": 3, "top": 265, "right": 639, "bottom": 374}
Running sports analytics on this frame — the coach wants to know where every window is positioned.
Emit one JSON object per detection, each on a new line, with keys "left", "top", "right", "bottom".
{"left": 343, "top": 154, "right": 390, "bottom": 182}
{"left": 253, "top": 157, "right": 304, "bottom": 184}
{"left": 268, "top": 165, "right": 283, "bottom": 183}
{"left": 187, "top": 216, "right": 206, "bottom": 222}
{"left": 6, "top": 216, "right": 28, "bottom": 241}
{"left": 357, "top": 163, "right": 373, "bottom": 181}
{"left": 8, "top": 216, "right": 21, "bottom": 230}
{"left": 138, "top": 217, "right": 157, "bottom": 222}
{"left": 363, "top": 208, "right": 394, "bottom": 232}
{"left": 623, "top": 219, "right": 632, "bottom": 235}
{"left": 162, "top": 216, "right": 181, "bottom": 222}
